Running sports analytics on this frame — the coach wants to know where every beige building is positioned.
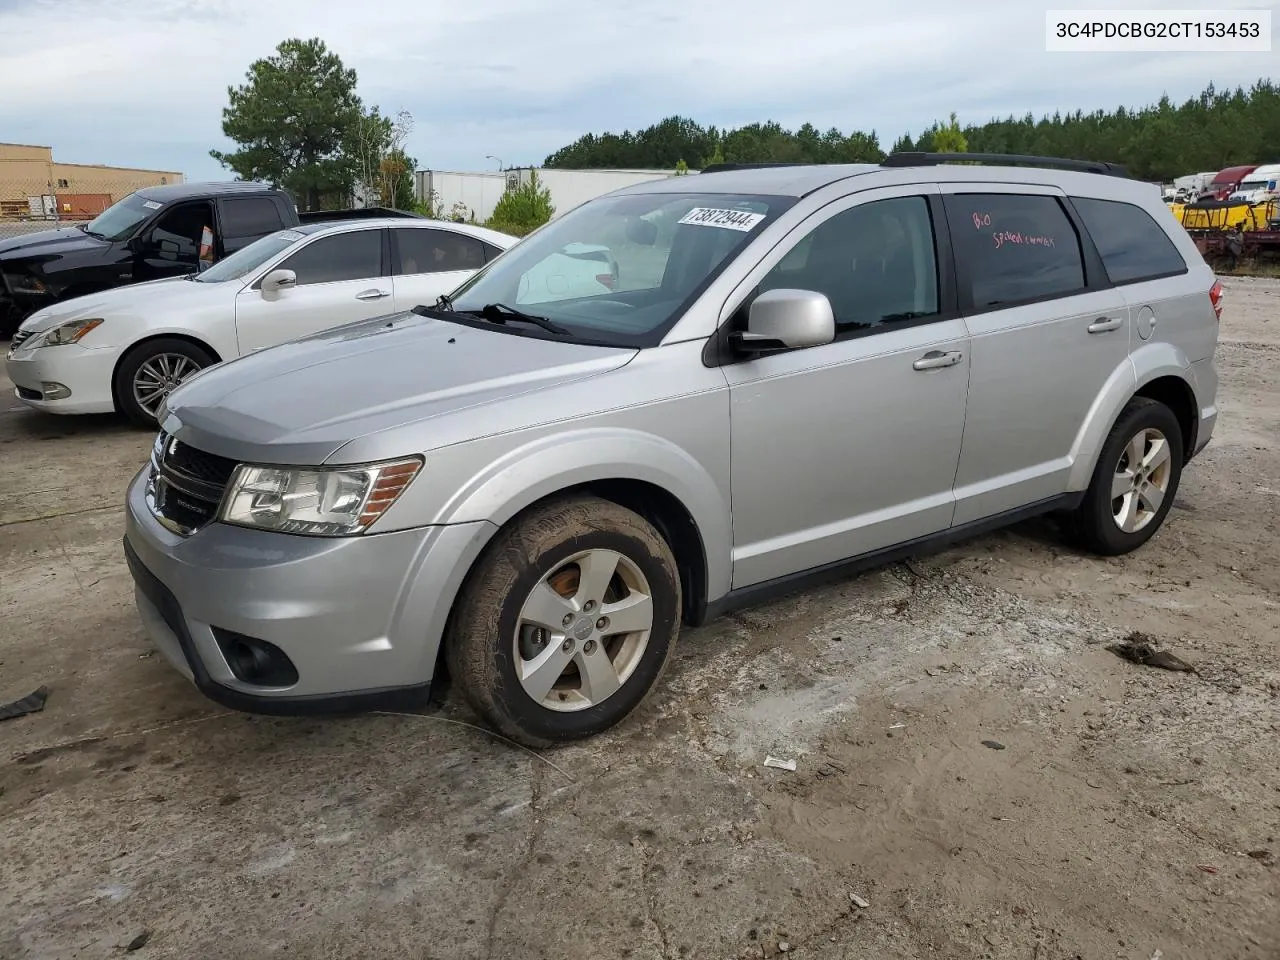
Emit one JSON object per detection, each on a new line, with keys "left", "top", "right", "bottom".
{"left": 0, "top": 142, "right": 183, "bottom": 220}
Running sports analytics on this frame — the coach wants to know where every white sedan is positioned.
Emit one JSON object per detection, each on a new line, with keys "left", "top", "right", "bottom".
{"left": 5, "top": 217, "right": 518, "bottom": 425}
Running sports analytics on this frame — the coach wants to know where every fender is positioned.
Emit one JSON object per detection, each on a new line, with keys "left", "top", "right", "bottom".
{"left": 431, "top": 426, "right": 732, "bottom": 601}
{"left": 1066, "top": 341, "right": 1192, "bottom": 490}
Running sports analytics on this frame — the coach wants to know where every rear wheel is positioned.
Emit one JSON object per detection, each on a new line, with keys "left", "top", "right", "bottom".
{"left": 445, "top": 495, "right": 681, "bottom": 747}
{"left": 1066, "top": 397, "right": 1183, "bottom": 556}
{"left": 113, "top": 338, "right": 215, "bottom": 428}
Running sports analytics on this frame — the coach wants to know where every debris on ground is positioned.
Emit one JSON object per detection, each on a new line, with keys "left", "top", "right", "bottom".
{"left": 849, "top": 892, "right": 870, "bottom": 908}
{"left": 0, "top": 685, "right": 49, "bottom": 721}
{"left": 124, "top": 930, "right": 151, "bottom": 951}
{"left": 1197, "top": 864, "right": 1219, "bottom": 874}
{"left": 764, "top": 756, "right": 797, "bottom": 772}
{"left": 981, "top": 740, "right": 1007, "bottom": 751}
{"left": 1106, "top": 633, "right": 1195, "bottom": 672}
{"left": 1247, "top": 849, "right": 1273, "bottom": 864}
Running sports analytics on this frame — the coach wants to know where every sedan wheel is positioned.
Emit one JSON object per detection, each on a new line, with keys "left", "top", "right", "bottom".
{"left": 133, "top": 353, "right": 201, "bottom": 419}
{"left": 113, "top": 337, "right": 216, "bottom": 428}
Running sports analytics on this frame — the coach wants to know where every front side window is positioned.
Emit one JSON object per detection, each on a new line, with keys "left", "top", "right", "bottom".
{"left": 1071, "top": 197, "right": 1187, "bottom": 284}
{"left": 756, "top": 195, "right": 940, "bottom": 331}
{"left": 395, "top": 228, "right": 486, "bottom": 274}
{"left": 446, "top": 191, "right": 794, "bottom": 346}
{"left": 944, "top": 193, "right": 1085, "bottom": 309}
{"left": 278, "top": 230, "right": 383, "bottom": 286}
{"left": 149, "top": 202, "right": 213, "bottom": 263}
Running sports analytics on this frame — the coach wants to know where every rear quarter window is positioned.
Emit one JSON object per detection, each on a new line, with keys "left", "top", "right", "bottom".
{"left": 220, "top": 197, "right": 285, "bottom": 240}
{"left": 1070, "top": 197, "right": 1188, "bottom": 284}
{"left": 944, "top": 193, "right": 1086, "bottom": 310}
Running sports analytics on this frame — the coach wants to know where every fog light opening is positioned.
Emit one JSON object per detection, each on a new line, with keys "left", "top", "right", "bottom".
{"left": 213, "top": 629, "right": 299, "bottom": 687}
{"left": 41, "top": 382, "right": 71, "bottom": 400}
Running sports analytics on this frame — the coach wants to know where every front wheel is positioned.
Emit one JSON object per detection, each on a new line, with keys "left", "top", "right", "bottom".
{"left": 113, "top": 338, "right": 215, "bottom": 428}
{"left": 446, "top": 495, "right": 682, "bottom": 748}
{"left": 1066, "top": 397, "right": 1184, "bottom": 556}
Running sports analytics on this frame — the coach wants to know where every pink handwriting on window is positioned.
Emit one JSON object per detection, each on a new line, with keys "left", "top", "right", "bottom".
{"left": 972, "top": 212, "right": 992, "bottom": 229}
{"left": 993, "top": 231, "right": 1056, "bottom": 249}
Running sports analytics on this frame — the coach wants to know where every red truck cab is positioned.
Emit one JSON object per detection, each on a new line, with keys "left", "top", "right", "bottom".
{"left": 1204, "top": 164, "right": 1258, "bottom": 200}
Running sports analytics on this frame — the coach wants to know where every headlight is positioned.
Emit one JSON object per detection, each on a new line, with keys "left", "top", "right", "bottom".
{"left": 2, "top": 272, "right": 46, "bottom": 296}
{"left": 219, "top": 458, "right": 423, "bottom": 536}
{"left": 40, "top": 318, "right": 104, "bottom": 346}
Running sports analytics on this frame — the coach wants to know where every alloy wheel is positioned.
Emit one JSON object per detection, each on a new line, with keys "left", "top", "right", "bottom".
{"left": 513, "top": 549, "right": 654, "bottom": 712}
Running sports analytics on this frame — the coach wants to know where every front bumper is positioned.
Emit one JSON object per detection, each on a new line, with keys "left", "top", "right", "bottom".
{"left": 6, "top": 342, "right": 117, "bottom": 415}
{"left": 123, "top": 466, "right": 498, "bottom": 713}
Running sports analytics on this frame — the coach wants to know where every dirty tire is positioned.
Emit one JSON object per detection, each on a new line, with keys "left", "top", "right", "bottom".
{"left": 113, "top": 338, "right": 215, "bottom": 428}
{"left": 1066, "top": 396, "right": 1183, "bottom": 556}
{"left": 445, "top": 495, "right": 681, "bottom": 748}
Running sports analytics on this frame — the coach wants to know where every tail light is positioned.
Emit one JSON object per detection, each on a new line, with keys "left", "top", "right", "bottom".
{"left": 1209, "top": 279, "right": 1224, "bottom": 321}
{"left": 595, "top": 273, "right": 616, "bottom": 290}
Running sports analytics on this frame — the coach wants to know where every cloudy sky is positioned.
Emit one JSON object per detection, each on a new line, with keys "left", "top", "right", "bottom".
{"left": 0, "top": 0, "right": 1276, "bottom": 181}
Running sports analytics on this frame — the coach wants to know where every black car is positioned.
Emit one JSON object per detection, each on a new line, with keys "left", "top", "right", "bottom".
{"left": 0, "top": 181, "right": 300, "bottom": 335}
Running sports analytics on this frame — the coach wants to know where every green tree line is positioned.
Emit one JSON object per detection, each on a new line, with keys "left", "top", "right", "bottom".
{"left": 544, "top": 80, "right": 1280, "bottom": 182}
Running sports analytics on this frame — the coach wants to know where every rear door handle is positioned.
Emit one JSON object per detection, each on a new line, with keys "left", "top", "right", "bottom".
{"left": 1087, "top": 316, "right": 1124, "bottom": 333}
{"left": 355, "top": 289, "right": 390, "bottom": 301}
{"left": 912, "top": 350, "right": 963, "bottom": 371}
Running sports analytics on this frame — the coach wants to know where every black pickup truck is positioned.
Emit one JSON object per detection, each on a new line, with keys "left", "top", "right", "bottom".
{"left": 0, "top": 181, "right": 417, "bottom": 335}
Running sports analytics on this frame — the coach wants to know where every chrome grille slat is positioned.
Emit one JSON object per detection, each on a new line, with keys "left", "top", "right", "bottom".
{"left": 146, "top": 431, "right": 239, "bottom": 535}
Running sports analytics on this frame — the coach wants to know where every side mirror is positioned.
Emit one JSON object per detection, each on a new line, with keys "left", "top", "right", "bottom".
{"left": 155, "top": 238, "right": 180, "bottom": 260}
{"left": 261, "top": 268, "right": 296, "bottom": 298}
{"left": 732, "top": 288, "right": 836, "bottom": 353}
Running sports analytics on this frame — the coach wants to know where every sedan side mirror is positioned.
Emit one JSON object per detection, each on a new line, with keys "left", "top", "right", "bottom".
{"left": 260, "top": 268, "right": 297, "bottom": 298}
{"left": 731, "top": 288, "right": 836, "bottom": 353}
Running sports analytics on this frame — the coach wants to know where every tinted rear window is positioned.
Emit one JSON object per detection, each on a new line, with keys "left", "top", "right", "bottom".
{"left": 944, "top": 193, "right": 1086, "bottom": 309}
{"left": 220, "top": 197, "right": 284, "bottom": 239}
{"left": 1071, "top": 197, "right": 1188, "bottom": 284}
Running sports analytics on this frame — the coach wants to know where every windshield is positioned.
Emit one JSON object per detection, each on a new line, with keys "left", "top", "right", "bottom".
{"left": 446, "top": 191, "right": 795, "bottom": 347}
{"left": 195, "top": 230, "right": 303, "bottom": 283}
{"left": 84, "top": 194, "right": 158, "bottom": 241}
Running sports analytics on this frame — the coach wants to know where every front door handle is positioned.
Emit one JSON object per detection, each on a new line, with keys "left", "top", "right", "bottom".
{"left": 912, "top": 350, "right": 963, "bottom": 371}
{"left": 355, "top": 289, "right": 390, "bottom": 301}
{"left": 1087, "top": 316, "right": 1124, "bottom": 334}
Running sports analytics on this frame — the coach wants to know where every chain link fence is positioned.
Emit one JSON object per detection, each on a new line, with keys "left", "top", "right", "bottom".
{"left": 1, "top": 174, "right": 181, "bottom": 240}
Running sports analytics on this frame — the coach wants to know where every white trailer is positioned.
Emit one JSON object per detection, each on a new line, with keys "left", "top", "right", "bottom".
{"left": 415, "top": 167, "right": 682, "bottom": 224}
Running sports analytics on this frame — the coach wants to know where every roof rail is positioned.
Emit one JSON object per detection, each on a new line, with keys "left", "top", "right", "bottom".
{"left": 882, "top": 152, "right": 1130, "bottom": 178}
{"left": 698, "top": 162, "right": 806, "bottom": 174}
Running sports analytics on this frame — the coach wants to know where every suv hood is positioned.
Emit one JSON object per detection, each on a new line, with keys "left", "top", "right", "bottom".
{"left": 161, "top": 311, "right": 638, "bottom": 465}
{"left": 17, "top": 275, "right": 210, "bottom": 336}
{"left": 0, "top": 225, "right": 107, "bottom": 260}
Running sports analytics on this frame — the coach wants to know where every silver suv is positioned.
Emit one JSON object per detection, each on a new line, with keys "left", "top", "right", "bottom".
{"left": 123, "top": 153, "right": 1221, "bottom": 747}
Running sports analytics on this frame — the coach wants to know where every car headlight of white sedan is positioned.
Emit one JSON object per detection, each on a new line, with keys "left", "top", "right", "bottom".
{"left": 218, "top": 458, "right": 423, "bottom": 536}
{"left": 39, "top": 318, "right": 104, "bottom": 346}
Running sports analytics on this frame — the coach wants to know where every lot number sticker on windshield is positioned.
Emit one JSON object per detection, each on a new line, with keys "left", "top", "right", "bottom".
{"left": 678, "top": 207, "right": 766, "bottom": 232}
{"left": 142, "top": 200, "right": 163, "bottom": 210}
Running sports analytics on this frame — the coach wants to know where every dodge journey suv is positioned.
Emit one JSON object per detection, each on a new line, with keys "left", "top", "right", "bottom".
{"left": 123, "top": 153, "right": 1221, "bottom": 747}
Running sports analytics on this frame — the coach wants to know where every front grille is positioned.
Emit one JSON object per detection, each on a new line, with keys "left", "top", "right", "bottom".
{"left": 147, "top": 431, "right": 239, "bottom": 534}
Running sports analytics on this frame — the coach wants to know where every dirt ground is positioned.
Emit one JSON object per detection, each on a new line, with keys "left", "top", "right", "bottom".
{"left": 1, "top": 279, "right": 1277, "bottom": 960}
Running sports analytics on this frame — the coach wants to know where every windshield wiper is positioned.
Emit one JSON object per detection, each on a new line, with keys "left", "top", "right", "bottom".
{"left": 466, "top": 302, "right": 571, "bottom": 336}
{"left": 434, "top": 292, "right": 454, "bottom": 311}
